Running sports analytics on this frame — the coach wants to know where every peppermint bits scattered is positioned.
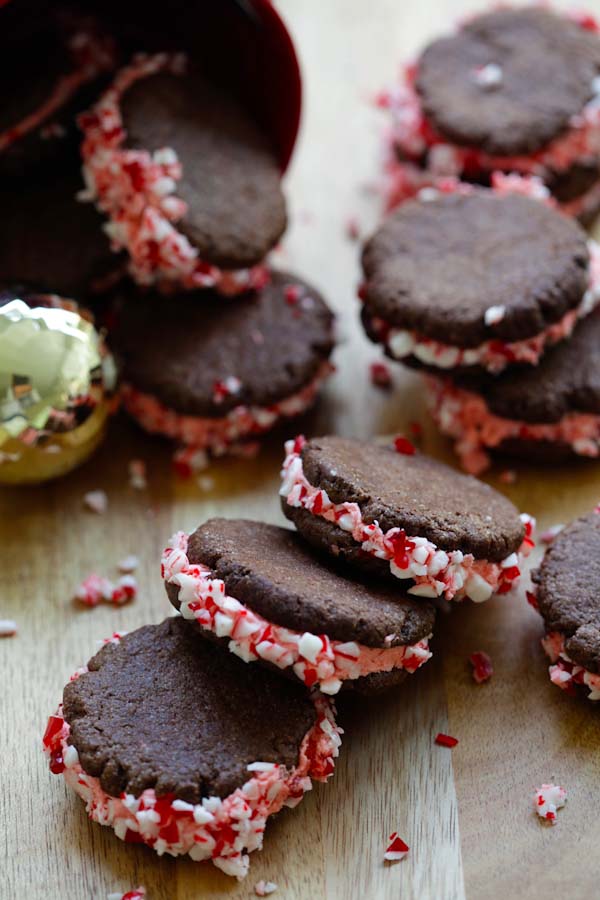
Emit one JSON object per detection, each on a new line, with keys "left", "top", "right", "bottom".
{"left": 484, "top": 304, "right": 506, "bottom": 326}
{"left": 83, "top": 489, "right": 108, "bottom": 514}
{"left": 469, "top": 651, "right": 493, "bottom": 684}
{"left": 0, "top": 619, "right": 17, "bottom": 637}
{"left": 435, "top": 733, "right": 459, "bottom": 748}
{"left": 107, "top": 889, "right": 145, "bottom": 900}
{"left": 255, "top": 881, "right": 278, "bottom": 897}
{"left": 394, "top": 435, "right": 416, "bottom": 455}
{"left": 384, "top": 833, "right": 409, "bottom": 862}
{"left": 370, "top": 361, "right": 393, "bottom": 389}
{"left": 534, "top": 784, "right": 566, "bottom": 825}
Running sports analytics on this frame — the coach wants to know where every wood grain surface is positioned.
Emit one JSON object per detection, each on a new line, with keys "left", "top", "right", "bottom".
{"left": 3, "top": 2, "right": 600, "bottom": 898}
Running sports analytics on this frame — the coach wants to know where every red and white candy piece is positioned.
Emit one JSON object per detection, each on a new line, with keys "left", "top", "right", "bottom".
{"left": 469, "top": 651, "right": 493, "bottom": 684}
{"left": 107, "top": 888, "right": 145, "bottom": 900}
{"left": 534, "top": 784, "right": 567, "bottom": 825}
{"left": 0, "top": 619, "right": 17, "bottom": 637}
{"left": 74, "top": 573, "right": 137, "bottom": 607}
{"left": 384, "top": 833, "right": 409, "bottom": 862}
{"left": 83, "top": 489, "right": 108, "bottom": 514}
{"left": 369, "top": 361, "right": 393, "bottom": 388}
{"left": 255, "top": 881, "right": 278, "bottom": 897}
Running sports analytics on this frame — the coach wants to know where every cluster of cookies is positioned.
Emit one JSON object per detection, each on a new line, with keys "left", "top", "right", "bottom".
{"left": 368, "top": 5, "right": 600, "bottom": 474}
{"left": 45, "top": 434, "right": 536, "bottom": 877}
{"left": 0, "top": 3, "right": 335, "bottom": 480}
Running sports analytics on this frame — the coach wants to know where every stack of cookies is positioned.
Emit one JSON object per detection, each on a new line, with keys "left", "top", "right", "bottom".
{"left": 367, "top": 5, "right": 600, "bottom": 474}
{"left": 0, "top": 3, "right": 336, "bottom": 473}
{"left": 45, "top": 434, "right": 532, "bottom": 878}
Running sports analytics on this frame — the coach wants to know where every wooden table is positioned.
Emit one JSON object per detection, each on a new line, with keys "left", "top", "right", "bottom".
{"left": 3, "top": 1, "right": 600, "bottom": 897}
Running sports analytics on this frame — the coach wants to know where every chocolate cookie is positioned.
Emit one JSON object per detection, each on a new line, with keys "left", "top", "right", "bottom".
{"left": 79, "top": 55, "right": 287, "bottom": 291}
{"left": 280, "top": 435, "right": 532, "bottom": 603}
{"left": 45, "top": 617, "right": 340, "bottom": 878}
{"left": 360, "top": 191, "right": 593, "bottom": 374}
{"left": 0, "top": 168, "right": 121, "bottom": 300}
{"left": 0, "top": 10, "right": 115, "bottom": 178}
{"left": 110, "top": 271, "right": 334, "bottom": 456}
{"left": 531, "top": 511, "right": 600, "bottom": 701}
{"left": 426, "top": 307, "right": 600, "bottom": 473}
{"left": 415, "top": 8, "right": 600, "bottom": 157}
{"left": 162, "top": 520, "right": 434, "bottom": 695}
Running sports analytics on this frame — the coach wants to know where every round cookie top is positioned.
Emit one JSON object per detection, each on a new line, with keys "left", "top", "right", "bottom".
{"left": 533, "top": 512, "right": 600, "bottom": 673}
{"left": 294, "top": 436, "right": 524, "bottom": 561}
{"left": 0, "top": 168, "right": 119, "bottom": 299}
{"left": 62, "top": 617, "right": 317, "bottom": 803}
{"left": 168, "top": 519, "right": 435, "bottom": 647}
{"left": 415, "top": 7, "right": 600, "bottom": 156}
{"left": 361, "top": 192, "right": 589, "bottom": 347}
{"left": 460, "top": 307, "right": 600, "bottom": 424}
{"left": 109, "top": 270, "right": 334, "bottom": 417}
{"left": 121, "top": 69, "right": 287, "bottom": 269}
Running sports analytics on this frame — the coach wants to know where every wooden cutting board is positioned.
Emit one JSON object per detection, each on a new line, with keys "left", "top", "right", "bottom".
{"left": 3, "top": 1, "right": 600, "bottom": 897}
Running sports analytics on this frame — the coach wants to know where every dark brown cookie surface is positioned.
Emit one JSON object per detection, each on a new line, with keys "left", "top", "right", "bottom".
{"left": 361, "top": 192, "right": 589, "bottom": 347}
{"left": 63, "top": 617, "right": 317, "bottom": 802}
{"left": 459, "top": 308, "right": 600, "bottom": 424}
{"left": 0, "top": 168, "right": 121, "bottom": 300}
{"left": 121, "top": 70, "right": 287, "bottom": 269}
{"left": 285, "top": 436, "right": 524, "bottom": 561}
{"left": 167, "top": 519, "right": 434, "bottom": 648}
{"left": 415, "top": 8, "right": 600, "bottom": 156}
{"left": 533, "top": 513, "right": 600, "bottom": 673}
{"left": 110, "top": 270, "right": 334, "bottom": 416}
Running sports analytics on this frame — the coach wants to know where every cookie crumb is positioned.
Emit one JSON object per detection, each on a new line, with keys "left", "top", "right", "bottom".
{"left": 255, "top": 881, "right": 278, "bottom": 897}
{"left": 384, "top": 832, "right": 409, "bottom": 862}
{"left": 0, "top": 619, "right": 17, "bottom": 637}
{"left": 469, "top": 651, "right": 493, "bottom": 683}
{"left": 534, "top": 784, "right": 566, "bottom": 825}
{"left": 83, "top": 489, "right": 108, "bottom": 514}
{"left": 435, "top": 733, "right": 459, "bottom": 748}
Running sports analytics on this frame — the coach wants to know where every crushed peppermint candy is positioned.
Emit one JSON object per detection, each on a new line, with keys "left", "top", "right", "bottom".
{"left": 161, "top": 531, "right": 432, "bottom": 694}
{"left": 370, "top": 361, "right": 393, "bottom": 388}
{"left": 542, "top": 632, "right": 600, "bottom": 701}
{"left": 540, "top": 524, "right": 564, "bottom": 544}
{"left": 534, "top": 784, "right": 567, "bottom": 824}
{"left": 83, "top": 489, "right": 108, "bottom": 514}
{"left": 469, "top": 651, "right": 493, "bottom": 683}
{"left": 0, "top": 619, "right": 17, "bottom": 637}
{"left": 393, "top": 435, "right": 416, "bottom": 455}
{"left": 435, "top": 733, "right": 459, "bottom": 748}
{"left": 484, "top": 304, "right": 506, "bottom": 326}
{"left": 118, "top": 555, "right": 139, "bottom": 573}
{"left": 254, "top": 881, "right": 278, "bottom": 896}
{"left": 384, "top": 833, "right": 409, "bottom": 862}
{"left": 499, "top": 469, "right": 517, "bottom": 485}
{"left": 213, "top": 376, "right": 242, "bottom": 404}
{"left": 472, "top": 63, "right": 503, "bottom": 89}
{"left": 74, "top": 573, "right": 137, "bottom": 607}
{"left": 107, "top": 889, "right": 145, "bottom": 900}
{"left": 128, "top": 459, "right": 147, "bottom": 490}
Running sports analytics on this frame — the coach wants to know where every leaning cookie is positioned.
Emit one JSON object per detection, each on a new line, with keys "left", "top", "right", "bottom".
{"left": 426, "top": 307, "right": 600, "bottom": 474}
{"left": 360, "top": 189, "right": 600, "bottom": 376}
{"left": 109, "top": 271, "right": 334, "bottom": 462}
{"left": 78, "top": 53, "right": 287, "bottom": 294}
{"left": 280, "top": 436, "right": 534, "bottom": 603}
{"left": 530, "top": 511, "right": 600, "bottom": 701}
{"left": 43, "top": 618, "right": 341, "bottom": 878}
{"left": 378, "top": 6, "right": 600, "bottom": 221}
{"left": 162, "top": 519, "right": 434, "bottom": 695}
{"left": 0, "top": 10, "right": 115, "bottom": 178}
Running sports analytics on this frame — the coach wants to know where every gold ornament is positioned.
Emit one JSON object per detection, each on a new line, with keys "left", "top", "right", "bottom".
{"left": 0, "top": 295, "right": 116, "bottom": 484}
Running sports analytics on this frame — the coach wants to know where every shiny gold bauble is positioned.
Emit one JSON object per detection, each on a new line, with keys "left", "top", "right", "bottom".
{"left": 0, "top": 295, "right": 116, "bottom": 484}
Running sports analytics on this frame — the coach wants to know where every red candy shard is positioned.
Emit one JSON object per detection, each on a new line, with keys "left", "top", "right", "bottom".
{"left": 394, "top": 435, "right": 415, "bottom": 455}
{"left": 469, "top": 651, "right": 493, "bottom": 684}
{"left": 384, "top": 832, "right": 409, "bottom": 861}
{"left": 435, "top": 733, "right": 459, "bottom": 748}
{"left": 292, "top": 434, "right": 307, "bottom": 454}
{"left": 43, "top": 715, "right": 64, "bottom": 751}
{"left": 284, "top": 284, "right": 301, "bottom": 305}
{"left": 526, "top": 590, "right": 539, "bottom": 610}
{"left": 369, "top": 361, "right": 392, "bottom": 388}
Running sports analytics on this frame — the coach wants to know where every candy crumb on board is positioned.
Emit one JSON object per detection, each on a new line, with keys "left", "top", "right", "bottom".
{"left": 534, "top": 784, "right": 567, "bottom": 825}
{"left": 118, "top": 555, "right": 139, "bottom": 573}
{"left": 393, "top": 435, "right": 416, "bottom": 455}
{"left": 384, "top": 833, "right": 409, "bottom": 862}
{"left": 74, "top": 573, "right": 137, "bottom": 607}
{"left": 83, "top": 489, "right": 108, "bottom": 514}
{"left": 435, "top": 733, "right": 459, "bottom": 748}
{"left": 128, "top": 459, "right": 148, "bottom": 490}
{"left": 540, "top": 524, "right": 564, "bottom": 544}
{"left": 369, "top": 361, "right": 393, "bottom": 388}
{"left": 255, "top": 881, "right": 278, "bottom": 896}
{"left": 107, "top": 888, "right": 145, "bottom": 900}
{"left": 469, "top": 651, "right": 493, "bottom": 683}
{"left": 0, "top": 619, "right": 17, "bottom": 637}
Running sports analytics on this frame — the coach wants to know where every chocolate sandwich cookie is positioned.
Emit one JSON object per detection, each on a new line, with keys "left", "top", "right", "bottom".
{"left": 360, "top": 190, "right": 600, "bottom": 376}
{"left": 43, "top": 617, "right": 341, "bottom": 878}
{"left": 0, "top": 10, "right": 115, "bottom": 178}
{"left": 426, "top": 307, "right": 600, "bottom": 474}
{"left": 379, "top": 6, "right": 600, "bottom": 220}
{"left": 280, "top": 435, "right": 534, "bottom": 603}
{"left": 0, "top": 168, "right": 121, "bottom": 301}
{"left": 110, "top": 271, "right": 334, "bottom": 460}
{"left": 162, "top": 519, "right": 434, "bottom": 695}
{"left": 79, "top": 53, "right": 287, "bottom": 294}
{"left": 530, "top": 510, "right": 600, "bottom": 702}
